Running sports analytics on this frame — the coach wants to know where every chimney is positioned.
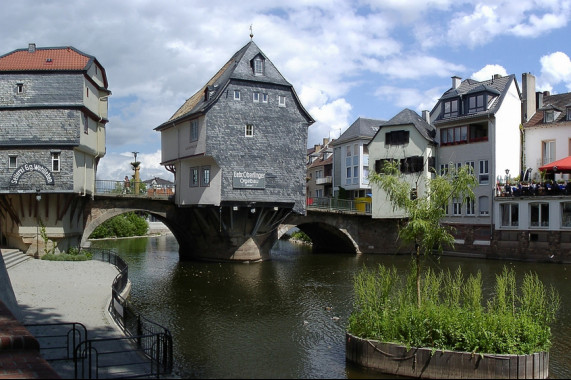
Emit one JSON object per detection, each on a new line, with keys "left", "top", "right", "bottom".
{"left": 543, "top": 90, "right": 550, "bottom": 97}
{"left": 493, "top": 74, "right": 502, "bottom": 80}
{"left": 28, "top": 43, "right": 36, "bottom": 53}
{"left": 536, "top": 92, "right": 543, "bottom": 109}
{"left": 452, "top": 76, "right": 461, "bottom": 89}
{"left": 521, "top": 73, "right": 536, "bottom": 122}
{"left": 323, "top": 137, "right": 330, "bottom": 146}
{"left": 422, "top": 110, "right": 430, "bottom": 124}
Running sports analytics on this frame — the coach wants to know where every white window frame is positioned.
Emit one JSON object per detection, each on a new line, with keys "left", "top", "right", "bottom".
{"left": 544, "top": 110, "right": 555, "bottom": 123}
{"left": 478, "top": 160, "right": 489, "bottom": 184}
{"left": 190, "top": 167, "right": 199, "bottom": 187}
{"left": 452, "top": 198, "right": 462, "bottom": 215}
{"left": 201, "top": 166, "right": 211, "bottom": 187}
{"left": 51, "top": 152, "right": 60, "bottom": 172}
{"left": 278, "top": 95, "right": 286, "bottom": 107}
{"left": 542, "top": 140, "right": 555, "bottom": 165}
{"left": 479, "top": 196, "right": 489, "bottom": 216}
{"left": 262, "top": 93, "right": 268, "bottom": 103}
{"left": 254, "top": 58, "right": 264, "bottom": 75}
{"left": 234, "top": 90, "right": 240, "bottom": 100}
{"left": 245, "top": 124, "right": 254, "bottom": 137}
{"left": 9, "top": 155, "right": 17, "bottom": 169}
{"left": 253, "top": 92, "right": 260, "bottom": 103}
{"left": 530, "top": 202, "right": 549, "bottom": 228}
{"left": 500, "top": 203, "right": 519, "bottom": 227}
{"left": 466, "top": 197, "right": 475, "bottom": 216}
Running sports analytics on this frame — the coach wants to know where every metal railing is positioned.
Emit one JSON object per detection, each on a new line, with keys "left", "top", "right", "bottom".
{"left": 24, "top": 322, "right": 87, "bottom": 362}
{"left": 79, "top": 248, "right": 173, "bottom": 378}
{"left": 95, "top": 180, "right": 174, "bottom": 199}
{"left": 307, "top": 197, "right": 372, "bottom": 214}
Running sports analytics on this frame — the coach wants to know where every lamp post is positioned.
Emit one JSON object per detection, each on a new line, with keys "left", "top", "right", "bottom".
{"left": 35, "top": 189, "right": 41, "bottom": 258}
{"left": 131, "top": 151, "right": 140, "bottom": 195}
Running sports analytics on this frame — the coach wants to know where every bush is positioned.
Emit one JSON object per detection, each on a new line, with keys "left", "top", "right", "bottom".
{"left": 348, "top": 264, "right": 560, "bottom": 355}
{"left": 90, "top": 212, "right": 149, "bottom": 239}
{"left": 41, "top": 246, "right": 93, "bottom": 261}
{"left": 290, "top": 230, "right": 312, "bottom": 243}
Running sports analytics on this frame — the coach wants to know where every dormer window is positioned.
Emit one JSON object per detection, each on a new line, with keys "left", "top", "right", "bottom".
{"left": 253, "top": 57, "right": 264, "bottom": 75}
{"left": 566, "top": 107, "right": 571, "bottom": 121}
{"left": 544, "top": 110, "right": 555, "bottom": 123}
{"left": 468, "top": 94, "right": 485, "bottom": 113}
{"left": 443, "top": 99, "right": 458, "bottom": 118}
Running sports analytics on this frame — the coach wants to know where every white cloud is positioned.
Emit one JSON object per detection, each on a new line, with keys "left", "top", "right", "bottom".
{"left": 307, "top": 98, "right": 353, "bottom": 145}
{"left": 538, "top": 51, "right": 571, "bottom": 92}
{"left": 470, "top": 64, "right": 508, "bottom": 81}
{"left": 97, "top": 150, "right": 173, "bottom": 183}
{"left": 374, "top": 85, "right": 444, "bottom": 113}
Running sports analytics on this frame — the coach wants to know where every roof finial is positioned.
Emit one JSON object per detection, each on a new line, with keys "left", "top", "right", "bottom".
{"left": 249, "top": 24, "right": 254, "bottom": 40}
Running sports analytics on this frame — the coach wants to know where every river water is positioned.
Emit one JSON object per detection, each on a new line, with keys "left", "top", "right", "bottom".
{"left": 90, "top": 235, "right": 570, "bottom": 379}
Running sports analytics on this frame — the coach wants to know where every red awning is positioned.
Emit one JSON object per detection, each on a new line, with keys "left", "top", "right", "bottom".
{"left": 539, "top": 156, "right": 571, "bottom": 173}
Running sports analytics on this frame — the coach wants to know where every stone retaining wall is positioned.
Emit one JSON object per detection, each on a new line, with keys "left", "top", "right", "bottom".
{"left": 346, "top": 333, "right": 549, "bottom": 379}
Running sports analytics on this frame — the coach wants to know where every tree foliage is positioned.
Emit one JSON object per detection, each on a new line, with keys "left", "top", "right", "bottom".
{"left": 90, "top": 212, "right": 149, "bottom": 239}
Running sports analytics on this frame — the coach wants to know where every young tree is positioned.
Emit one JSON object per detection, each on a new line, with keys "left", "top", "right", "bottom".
{"left": 369, "top": 160, "right": 477, "bottom": 307}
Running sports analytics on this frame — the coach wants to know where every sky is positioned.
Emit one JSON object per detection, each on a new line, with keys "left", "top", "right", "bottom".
{"left": 2, "top": 0, "right": 571, "bottom": 182}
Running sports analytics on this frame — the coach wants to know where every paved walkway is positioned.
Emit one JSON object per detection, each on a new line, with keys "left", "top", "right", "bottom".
{"left": 6, "top": 258, "right": 145, "bottom": 378}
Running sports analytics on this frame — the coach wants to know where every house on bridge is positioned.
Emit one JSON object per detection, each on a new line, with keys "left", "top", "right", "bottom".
{"left": 154, "top": 39, "right": 314, "bottom": 261}
{"left": 0, "top": 43, "right": 110, "bottom": 254}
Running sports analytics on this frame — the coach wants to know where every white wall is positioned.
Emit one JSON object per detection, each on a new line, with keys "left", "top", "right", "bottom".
{"left": 524, "top": 123, "right": 571, "bottom": 181}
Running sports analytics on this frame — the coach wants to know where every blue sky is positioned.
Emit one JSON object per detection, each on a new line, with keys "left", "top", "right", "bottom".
{"left": 1, "top": 0, "right": 571, "bottom": 181}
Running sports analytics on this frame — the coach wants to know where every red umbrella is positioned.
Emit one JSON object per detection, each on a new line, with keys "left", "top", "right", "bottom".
{"left": 539, "top": 156, "right": 571, "bottom": 173}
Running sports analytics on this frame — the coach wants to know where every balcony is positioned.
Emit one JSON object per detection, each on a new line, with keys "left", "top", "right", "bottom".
{"left": 315, "top": 176, "right": 332, "bottom": 185}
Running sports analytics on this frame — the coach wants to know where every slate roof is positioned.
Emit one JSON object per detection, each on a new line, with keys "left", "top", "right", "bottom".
{"left": 524, "top": 92, "right": 571, "bottom": 128}
{"left": 332, "top": 117, "right": 384, "bottom": 145}
{"left": 432, "top": 74, "right": 518, "bottom": 125}
{"left": 155, "top": 40, "right": 313, "bottom": 130}
{"left": 370, "top": 108, "right": 436, "bottom": 144}
{"left": 0, "top": 44, "right": 108, "bottom": 87}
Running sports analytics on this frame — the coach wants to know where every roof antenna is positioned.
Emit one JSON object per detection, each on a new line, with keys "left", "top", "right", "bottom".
{"left": 249, "top": 24, "right": 254, "bottom": 40}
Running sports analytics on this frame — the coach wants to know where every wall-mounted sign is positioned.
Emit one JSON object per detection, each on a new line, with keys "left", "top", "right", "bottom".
{"left": 233, "top": 170, "right": 266, "bottom": 189}
{"left": 10, "top": 163, "right": 54, "bottom": 185}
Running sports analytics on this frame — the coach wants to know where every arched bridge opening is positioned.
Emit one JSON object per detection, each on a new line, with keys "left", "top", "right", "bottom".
{"left": 294, "top": 222, "right": 358, "bottom": 254}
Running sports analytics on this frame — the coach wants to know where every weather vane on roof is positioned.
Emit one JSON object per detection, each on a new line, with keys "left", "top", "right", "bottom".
{"left": 249, "top": 24, "right": 254, "bottom": 40}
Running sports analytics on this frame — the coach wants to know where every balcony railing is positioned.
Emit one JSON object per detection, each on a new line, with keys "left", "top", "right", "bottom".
{"left": 315, "top": 176, "right": 332, "bottom": 185}
{"left": 307, "top": 197, "right": 371, "bottom": 214}
{"left": 95, "top": 180, "right": 174, "bottom": 199}
{"left": 496, "top": 181, "right": 570, "bottom": 198}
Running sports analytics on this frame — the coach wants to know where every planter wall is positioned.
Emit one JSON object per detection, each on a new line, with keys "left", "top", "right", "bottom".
{"left": 346, "top": 333, "right": 549, "bottom": 379}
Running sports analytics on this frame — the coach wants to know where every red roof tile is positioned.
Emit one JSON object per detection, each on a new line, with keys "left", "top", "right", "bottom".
{"left": 0, "top": 47, "right": 90, "bottom": 71}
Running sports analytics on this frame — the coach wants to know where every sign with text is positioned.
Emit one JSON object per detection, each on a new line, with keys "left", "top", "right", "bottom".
{"left": 233, "top": 170, "right": 266, "bottom": 189}
{"left": 10, "top": 163, "right": 54, "bottom": 185}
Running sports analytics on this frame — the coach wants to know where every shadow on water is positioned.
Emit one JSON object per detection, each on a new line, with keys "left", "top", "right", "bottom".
{"left": 89, "top": 235, "right": 571, "bottom": 379}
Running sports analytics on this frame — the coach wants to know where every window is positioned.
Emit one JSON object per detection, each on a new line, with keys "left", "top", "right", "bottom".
{"left": 315, "top": 170, "right": 323, "bottom": 179}
{"left": 385, "top": 130, "right": 409, "bottom": 146}
{"left": 468, "top": 94, "right": 485, "bottom": 113}
{"left": 190, "top": 120, "right": 199, "bottom": 142}
{"left": 253, "top": 57, "right": 264, "bottom": 75}
{"left": 234, "top": 90, "right": 240, "bottom": 100}
{"left": 253, "top": 92, "right": 260, "bottom": 103}
{"left": 562, "top": 202, "right": 571, "bottom": 227}
{"left": 440, "top": 126, "right": 468, "bottom": 145}
{"left": 530, "top": 203, "right": 549, "bottom": 227}
{"left": 201, "top": 166, "right": 211, "bottom": 187}
{"left": 452, "top": 198, "right": 462, "bottom": 215}
{"left": 9, "top": 155, "right": 17, "bottom": 169}
{"left": 346, "top": 167, "right": 351, "bottom": 185}
{"left": 544, "top": 110, "right": 555, "bottom": 123}
{"left": 346, "top": 146, "right": 351, "bottom": 157}
{"left": 443, "top": 99, "right": 458, "bottom": 118}
{"left": 479, "top": 196, "right": 489, "bottom": 216}
{"left": 51, "top": 152, "right": 60, "bottom": 172}
{"left": 466, "top": 197, "right": 475, "bottom": 216}
{"left": 278, "top": 95, "right": 286, "bottom": 107}
{"left": 465, "top": 161, "right": 475, "bottom": 174}
{"left": 262, "top": 93, "right": 268, "bottom": 103}
{"left": 440, "top": 163, "right": 449, "bottom": 176}
{"left": 500, "top": 203, "right": 519, "bottom": 227}
{"left": 245, "top": 124, "right": 254, "bottom": 137}
{"left": 362, "top": 167, "right": 369, "bottom": 184}
{"left": 542, "top": 140, "right": 555, "bottom": 165}
{"left": 190, "top": 167, "right": 199, "bottom": 187}
{"left": 478, "top": 160, "right": 489, "bottom": 184}
{"left": 567, "top": 107, "right": 571, "bottom": 121}
{"left": 86, "top": 87, "right": 89, "bottom": 97}
{"left": 469, "top": 123, "right": 488, "bottom": 142}
{"left": 401, "top": 156, "right": 424, "bottom": 174}
{"left": 316, "top": 189, "right": 323, "bottom": 198}
{"left": 83, "top": 114, "right": 88, "bottom": 134}
{"left": 16, "top": 83, "right": 24, "bottom": 94}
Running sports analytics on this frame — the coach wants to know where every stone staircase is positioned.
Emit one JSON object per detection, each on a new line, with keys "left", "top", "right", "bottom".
{"left": 1, "top": 248, "right": 31, "bottom": 270}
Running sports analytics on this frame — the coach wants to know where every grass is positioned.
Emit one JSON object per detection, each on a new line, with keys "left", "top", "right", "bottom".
{"left": 347, "top": 262, "right": 560, "bottom": 355}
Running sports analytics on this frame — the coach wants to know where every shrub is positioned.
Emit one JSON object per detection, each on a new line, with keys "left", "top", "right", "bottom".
{"left": 90, "top": 212, "right": 149, "bottom": 239}
{"left": 41, "top": 246, "right": 92, "bottom": 261}
{"left": 348, "top": 264, "right": 559, "bottom": 355}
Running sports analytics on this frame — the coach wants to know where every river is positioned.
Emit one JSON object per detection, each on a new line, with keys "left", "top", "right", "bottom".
{"left": 90, "top": 234, "right": 570, "bottom": 379}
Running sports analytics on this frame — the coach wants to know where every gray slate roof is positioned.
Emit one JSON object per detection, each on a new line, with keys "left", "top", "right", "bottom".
{"left": 332, "top": 117, "right": 384, "bottom": 145}
{"left": 155, "top": 40, "right": 313, "bottom": 130}
{"left": 371, "top": 108, "right": 436, "bottom": 143}
{"left": 433, "top": 74, "right": 518, "bottom": 124}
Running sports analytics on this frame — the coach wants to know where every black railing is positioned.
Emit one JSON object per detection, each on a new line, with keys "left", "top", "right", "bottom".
{"left": 24, "top": 322, "right": 87, "bottom": 362}
{"left": 87, "top": 247, "right": 173, "bottom": 378}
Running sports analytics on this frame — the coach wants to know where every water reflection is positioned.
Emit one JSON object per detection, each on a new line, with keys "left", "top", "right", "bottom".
{"left": 90, "top": 236, "right": 571, "bottom": 379}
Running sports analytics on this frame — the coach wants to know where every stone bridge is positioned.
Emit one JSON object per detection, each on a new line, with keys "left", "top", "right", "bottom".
{"left": 83, "top": 196, "right": 406, "bottom": 261}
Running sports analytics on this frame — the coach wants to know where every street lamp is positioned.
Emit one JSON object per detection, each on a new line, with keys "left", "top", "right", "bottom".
{"left": 35, "top": 189, "right": 41, "bottom": 258}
